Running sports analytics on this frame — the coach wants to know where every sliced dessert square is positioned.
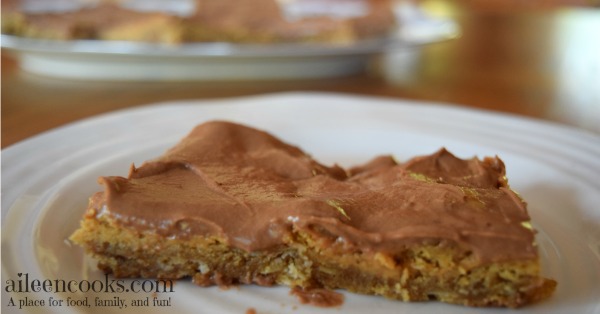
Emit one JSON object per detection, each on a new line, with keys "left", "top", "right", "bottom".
{"left": 70, "top": 121, "right": 556, "bottom": 308}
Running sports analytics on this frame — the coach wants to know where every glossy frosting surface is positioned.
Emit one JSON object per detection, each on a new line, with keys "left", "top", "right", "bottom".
{"left": 93, "top": 121, "right": 537, "bottom": 263}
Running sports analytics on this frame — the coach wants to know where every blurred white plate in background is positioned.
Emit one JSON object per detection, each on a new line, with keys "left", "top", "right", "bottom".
{"left": 0, "top": 4, "right": 458, "bottom": 80}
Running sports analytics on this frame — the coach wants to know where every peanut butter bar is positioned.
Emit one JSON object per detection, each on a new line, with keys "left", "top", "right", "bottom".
{"left": 70, "top": 121, "right": 556, "bottom": 308}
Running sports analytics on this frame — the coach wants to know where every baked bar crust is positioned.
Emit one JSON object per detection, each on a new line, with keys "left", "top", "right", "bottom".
{"left": 2, "top": 0, "right": 396, "bottom": 44}
{"left": 70, "top": 121, "right": 556, "bottom": 308}
{"left": 1, "top": 3, "right": 184, "bottom": 43}
{"left": 183, "top": 0, "right": 396, "bottom": 43}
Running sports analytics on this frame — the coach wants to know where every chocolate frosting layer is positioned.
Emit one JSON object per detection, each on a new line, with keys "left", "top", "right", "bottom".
{"left": 93, "top": 121, "right": 537, "bottom": 264}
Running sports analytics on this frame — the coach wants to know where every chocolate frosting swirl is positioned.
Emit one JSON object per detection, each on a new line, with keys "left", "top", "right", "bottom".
{"left": 93, "top": 121, "right": 537, "bottom": 265}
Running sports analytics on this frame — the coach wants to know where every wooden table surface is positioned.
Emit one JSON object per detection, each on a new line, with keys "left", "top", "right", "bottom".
{"left": 2, "top": 1, "right": 599, "bottom": 149}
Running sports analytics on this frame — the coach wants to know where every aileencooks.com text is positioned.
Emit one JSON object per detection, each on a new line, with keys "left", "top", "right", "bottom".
{"left": 5, "top": 273, "right": 174, "bottom": 294}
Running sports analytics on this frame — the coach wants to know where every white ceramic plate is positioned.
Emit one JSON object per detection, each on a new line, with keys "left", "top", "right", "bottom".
{"left": 2, "top": 92, "right": 599, "bottom": 314}
{"left": 0, "top": 4, "right": 459, "bottom": 80}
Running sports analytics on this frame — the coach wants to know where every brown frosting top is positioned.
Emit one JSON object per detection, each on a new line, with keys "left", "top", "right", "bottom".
{"left": 92, "top": 121, "right": 537, "bottom": 264}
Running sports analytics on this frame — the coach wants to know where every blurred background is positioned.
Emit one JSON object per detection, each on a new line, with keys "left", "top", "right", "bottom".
{"left": 2, "top": 0, "right": 600, "bottom": 148}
